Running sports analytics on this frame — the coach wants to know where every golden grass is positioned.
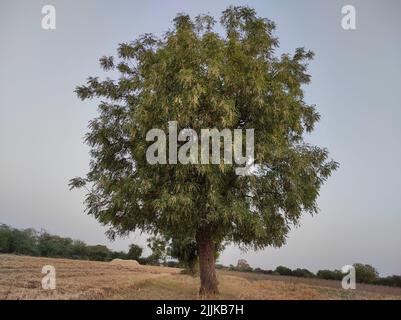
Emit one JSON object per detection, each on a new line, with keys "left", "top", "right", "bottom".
{"left": 1, "top": 254, "right": 399, "bottom": 300}
{"left": 0, "top": 254, "right": 180, "bottom": 300}
{"left": 113, "top": 274, "right": 399, "bottom": 300}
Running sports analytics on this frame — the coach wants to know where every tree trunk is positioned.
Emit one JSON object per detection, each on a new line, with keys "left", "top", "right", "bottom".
{"left": 187, "top": 256, "right": 199, "bottom": 276}
{"left": 196, "top": 227, "right": 219, "bottom": 295}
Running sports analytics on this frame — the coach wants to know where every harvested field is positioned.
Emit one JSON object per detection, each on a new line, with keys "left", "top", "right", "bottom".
{"left": 0, "top": 254, "right": 400, "bottom": 300}
{"left": 0, "top": 254, "right": 179, "bottom": 300}
{"left": 219, "top": 270, "right": 401, "bottom": 298}
{"left": 109, "top": 259, "right": 141, "bottom": 268}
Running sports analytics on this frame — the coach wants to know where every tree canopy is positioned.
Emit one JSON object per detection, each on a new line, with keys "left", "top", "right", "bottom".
{"left": 70, "top": 6, "right": 338, "bottom": 294}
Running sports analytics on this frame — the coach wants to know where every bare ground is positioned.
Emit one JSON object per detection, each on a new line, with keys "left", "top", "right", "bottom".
{"left": 1, "top": 254, "right": 400, "bottom": 300}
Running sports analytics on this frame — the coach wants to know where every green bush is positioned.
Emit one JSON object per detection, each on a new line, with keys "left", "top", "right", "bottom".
{"left": 0, "top": 223, "right": 151, "bottom": 263}
{"left": 38, "top": 233, "right": 74, "bottom": 258}
{"left": 86, "top": 245, "right": 112, "bottom": 261}
{"left": 292, "top": 268, "right": 315, "bottom": 278}
{"left": 127, "top": 244, "right": 143, "bottom": 260}
{"left": 373, "top": 275, "right": 401, "bottom": 288}
{"left": 353, "top": 263, "right": 378, "bottom": 284}
{"left": 316, "top": 269, "right": 343, "bottom": 280}
{"left": 262, "top": 269, "right": 274, "bottom": 275}
{"left": 110, "top": 250, "right": 128, "bottom": 260}
{"left": 69, "top": 240, "right": 89, "bottom": 259}
{"left": 9, "top": 228, "right": 39, "bottom": 256}
{"left": 0, "top": 224, "right": 12, "bottom": 253}
{"left": 275, "top": 266, "right": 293, "bottom": 276}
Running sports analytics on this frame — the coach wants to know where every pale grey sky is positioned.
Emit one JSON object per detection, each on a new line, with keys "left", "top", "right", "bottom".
{"left": 0, "top": 0, "right": 400, "bottom": 275}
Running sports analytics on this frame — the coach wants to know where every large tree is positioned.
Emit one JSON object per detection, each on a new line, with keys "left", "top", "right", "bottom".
{"left": 127, "top": 243, "right": 143, "bottom": 261}
{"left": 70, "top": 6, "right": 338, "bottom": 295}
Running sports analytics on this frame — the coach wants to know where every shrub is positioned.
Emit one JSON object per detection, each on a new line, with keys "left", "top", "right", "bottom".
{"left": 38, "top": 233, "right": 74, "bottom": 258}
{"left": 127, "top": 244, "right": 143, "bottom": 260}
{"left": 110, "top": 251, "right": 128, "bottom": 260}
{"left": 262, "top": 269, "right": 274, "bottom": 275}
{"left": 0, "top": 223, "right": 151, "bottom": 263}
{"left": 373, "top": 275, "right": 401, "bottom": 288}
{"left": 9, "top": 228, "right": 39, "bottom": 256}
{"left": 236, "top": 259, "right": 251, "bottom": 270}
{"left": 0, "top": 224, "right": 12, "bottom": 253}
{"left": 316, "top": 269, "right": 343, "bottom": 280}
{"left": 228, "top": 264, "right": 236, "bottom": 271}
{"left": 86, "top": 245, "right": 111, "bottom": 261}
{"left": 275, "top": 266, "right": 293, "bottom": 276}
{"left": 353, "top": 263, "right": 378, "bottom": 284}
{"left": 292, "top": 268, "right": 315, "bottom": 278}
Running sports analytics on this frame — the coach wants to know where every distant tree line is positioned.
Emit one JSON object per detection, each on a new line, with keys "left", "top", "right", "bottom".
{"left": 0, "top": 224, "right": 208, "bottom": 270}
{"left": 220, "top": 262, "right": 401, "bottom": 288}
{"left": 0, "top": 224, "right": 145, "bottom": 262}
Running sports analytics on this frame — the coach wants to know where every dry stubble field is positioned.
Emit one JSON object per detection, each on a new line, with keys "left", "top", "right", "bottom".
{"left": 1, "top": 254, "right": 400, "bottom": 300}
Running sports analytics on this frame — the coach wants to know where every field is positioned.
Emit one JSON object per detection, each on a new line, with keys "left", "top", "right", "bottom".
{"left": 1, "top": 254, "right": 400, "bottom": 300}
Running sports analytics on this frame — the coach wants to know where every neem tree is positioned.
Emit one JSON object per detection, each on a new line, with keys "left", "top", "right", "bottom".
{"left": 70, "top": 6, "right": 338, "bottom": 295}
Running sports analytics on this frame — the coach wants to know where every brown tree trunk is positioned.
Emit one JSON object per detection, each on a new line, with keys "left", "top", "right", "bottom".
{"left": 196, "top": 226, "right": 219, "bottom": 295}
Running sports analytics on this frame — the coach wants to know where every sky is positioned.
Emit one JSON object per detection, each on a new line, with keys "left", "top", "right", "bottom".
{"left": 0, "top": 0, "right": 400, "bottom": 276}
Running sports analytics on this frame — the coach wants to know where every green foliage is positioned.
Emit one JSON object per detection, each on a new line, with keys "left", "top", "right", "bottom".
{"left": 273, "top": 266, "right": 314, "bottom": 277}
{"left": 291, "top": 268, "right": 315, "bottom": 278}
{"left": 316, "top": 269, "right": 343, "bottom": 281}
{"left": 0, "top": 224, "right": 12, "bottom": 253}
{"left": 110, "top": 250, "right": 128, "bottom": 260}
{"left": 70, "top": 240, "right": 89, "bottom": 260}
{"left": 0, "top": 223, "right": 145, "bottom": 262}
{"left": 261, "top": 269, "right": 274, "bottom": 275}
{"left": 0, "top": 224, "right": 39, "bottom": 255}
{"left": 86, "top": 245, "right": 112, "bottom": 261}
{"left": 353, "top": 263, "right": 379, "bottom": 284}
{"left": 70, "top": 6, "right": 338, "bottom": 252}
{"left": 127, "top": 243, "right": 143, "bottom": 260}
{"left": 9, "top": 228, "right": 39, "bottom": 256}
{"left": 146, "top": 235, "right": 168, "bottom": 265}
{"left": 373, "top": 275, "right": 401, "bottom": 288}
{"left": 38, "top": 233, "right": 74, "bottom": 258}
{"left": 147, "top": 234, "right": 223, "bottom": 273}
{"left": 236, "top": 259, "right": 253, "bottom": 272}
{"left": 169, "top": 237, "right": 199, "bottom": 274}
{"left": 275, "top": 266, "right": 293, "bottom": 276}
